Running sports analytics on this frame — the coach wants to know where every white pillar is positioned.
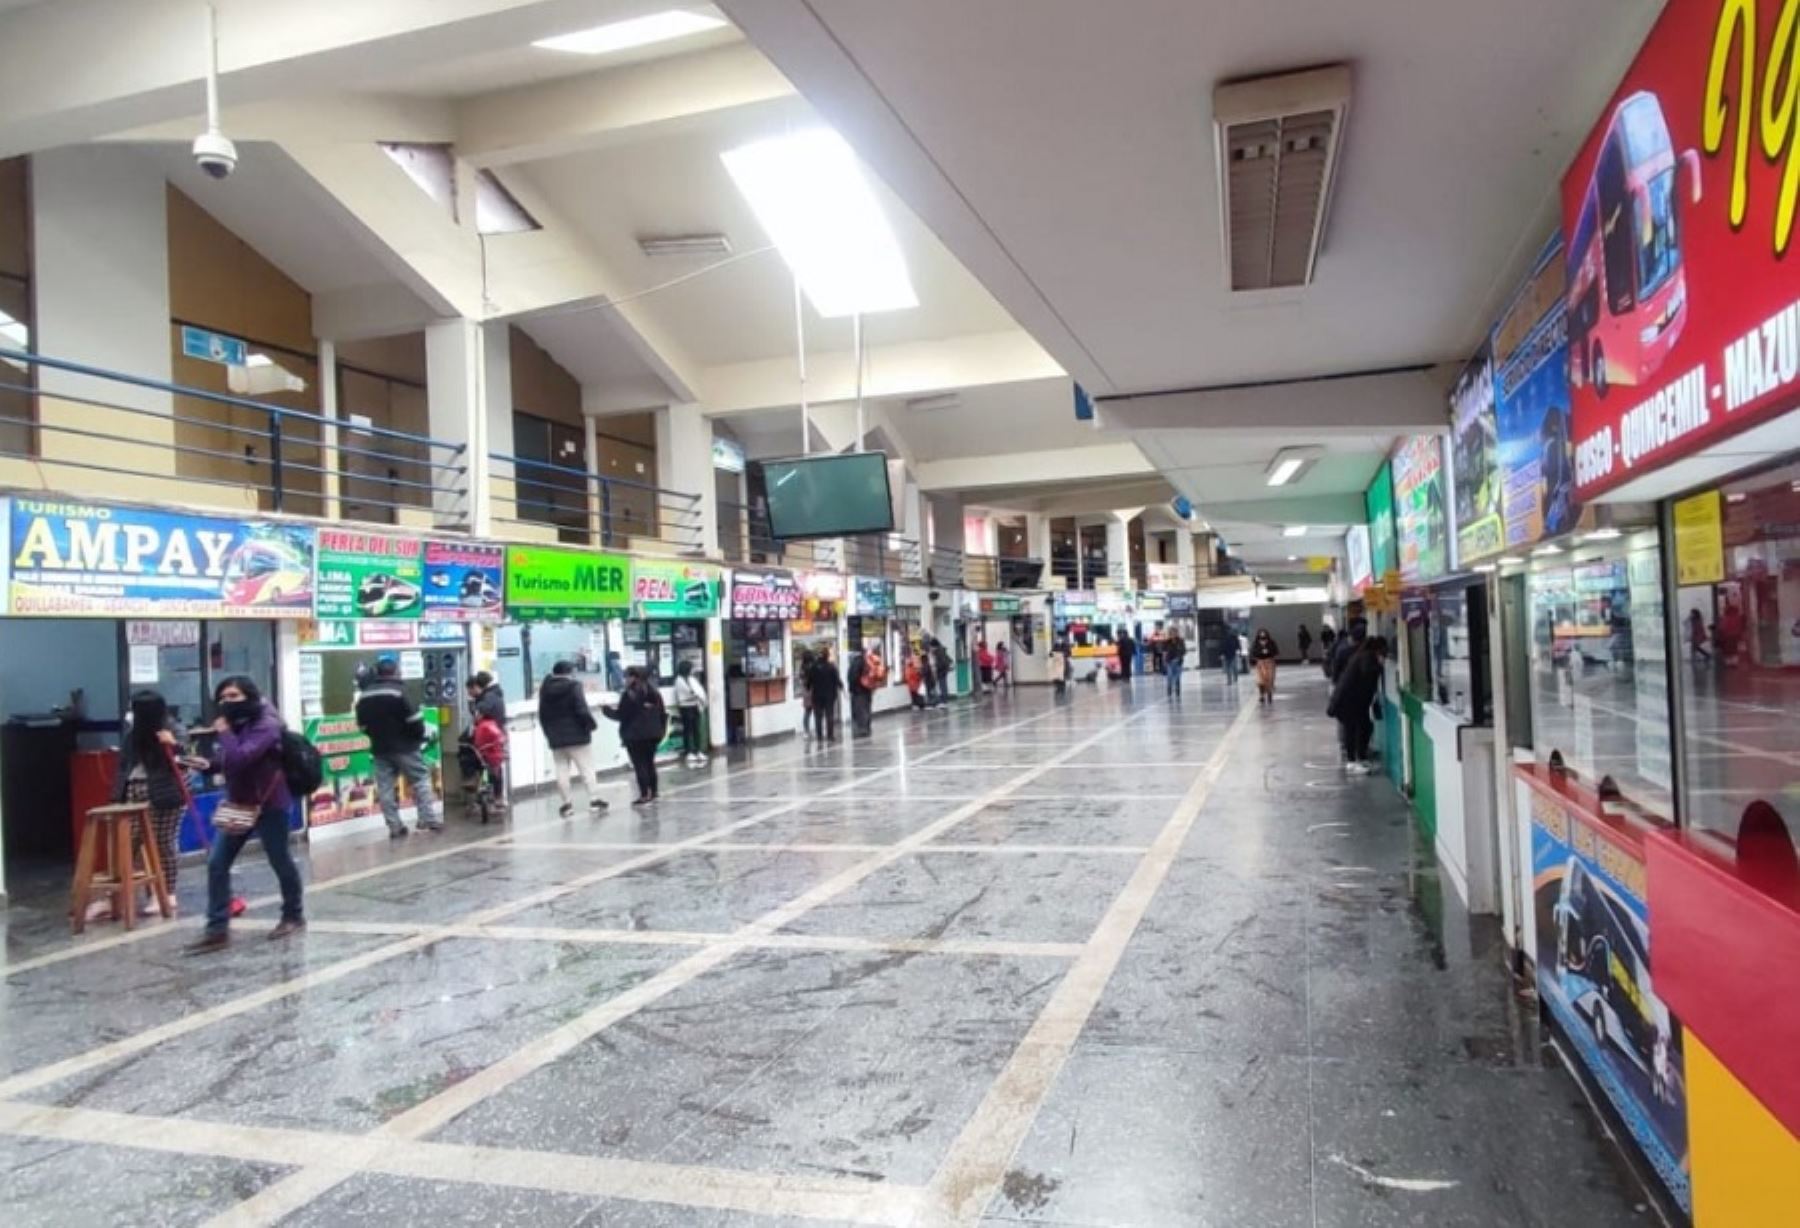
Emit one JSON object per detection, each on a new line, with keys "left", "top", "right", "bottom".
{"left": 1025, "top": 513, "right": 1052, "bottom": 587}
{"left": 1175, "top": 527, "right": 1196, "bottom": 586}
{"left": 928, "top": 493, "right": 965, "bottom": 552}
{"left": 425, "top": 319, "right": 507, "bottom": 535}
{"left": 1105, "top": 518, "right": 1130, "bottom": 586}
{"left": 653, "top": 402, "right": 718, "bottom": 557}
{"left": 319, "top": 339, "right": 342, "bottom": 521}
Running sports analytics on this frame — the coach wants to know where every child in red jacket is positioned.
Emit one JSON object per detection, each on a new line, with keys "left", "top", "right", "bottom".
{"left": 472, "top": 713, "right": 508, "bottom": 813}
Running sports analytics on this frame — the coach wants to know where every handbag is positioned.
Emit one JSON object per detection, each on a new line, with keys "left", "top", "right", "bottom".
{"left": 213, "top": 773, "right": 277, "bottom": 835}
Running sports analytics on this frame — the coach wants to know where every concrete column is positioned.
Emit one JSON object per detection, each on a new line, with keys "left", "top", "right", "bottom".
{"left": 653, "top": 402, "right": 718, "bottom": 558}
{"left": 1105, "top": 518, "right": 1130, "bottom": 586}
{"left": 23, "top": 146, "right": 177, "bottom": 498}
{"left": 1175, "top": 528, "right": 1196, "bottom": 586}
{"left": 1026, "top": 513, "right": 1052, "bottom": 587}
{"left": 928, "top": 493, "right": 965, "bottom": 552}
{"left": 425, "top": 319, "right": 507, "bottom": 534}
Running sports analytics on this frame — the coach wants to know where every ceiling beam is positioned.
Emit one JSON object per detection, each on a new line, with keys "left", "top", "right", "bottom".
{"left": 1196, "top": 492, "right": 1367, "bottom": 526}
{"left": 700, "top": 329, "right": 1062, "bottom": 415}
{"left": 0, "top": 0, "right": 610, "bottom": 158}
{"left": 913, "top": 442, "right": 1154, "bottom": 494}
{"left": 456, "top": 40, "right": 796, "bottom": 167}
{"left": 104, "top": 94, "right": 456, "bottom": 146}
{"left": 1093, "top": 366, "right": 1456, "bottom": 436}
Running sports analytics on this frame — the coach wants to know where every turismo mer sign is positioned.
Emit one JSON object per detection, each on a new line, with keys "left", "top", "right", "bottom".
{"left": 1563, "top": 0, "right": 1800, "bottom": 498}
{"left": 503, "top": 546, "right": 629, "bottom": 621}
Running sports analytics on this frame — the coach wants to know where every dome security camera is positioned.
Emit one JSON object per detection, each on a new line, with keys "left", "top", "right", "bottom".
{"left": 193, "top": 129, "right": 237, "bottom": 180}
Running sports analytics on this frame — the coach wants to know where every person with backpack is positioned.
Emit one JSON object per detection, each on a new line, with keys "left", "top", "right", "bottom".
{"left": 931, "top": 638, "right": 953, "bottom": 704}
{"left": 605, "top": 666, "right": 668, "bottom": 805}
{"left": 112, "top": 689, "right": 191, "bottom": 902}
{"left": 537, "top": 660, "right": 606, "bottom": 816}
{"left": 808, "top": 647, "right": 843, "bottom": 741}
{"left": 673, "top": 659, "right": 709, "bottom": 766}
{"left": 1328, "top": 636, "right": 1389, "bottom": 774}
{"left": 1329, "top": 617, "right": 1368, "bottom": 685}
{"left": 355, "top": 657, "right": 443, "bottom": 838}
{"left": 188, "top": 676, "right": 303, "bottom": 952}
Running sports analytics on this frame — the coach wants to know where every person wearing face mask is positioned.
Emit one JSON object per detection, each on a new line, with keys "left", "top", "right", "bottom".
{"left": 188, "top": 676, "right": 303, "bottom": 953}
{"left": 1250, "top": 628, "right": 1280, "bottom": 706}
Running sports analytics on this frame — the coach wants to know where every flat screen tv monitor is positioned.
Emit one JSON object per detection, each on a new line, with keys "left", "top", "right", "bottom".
{"left": 761, "top": 451, "right": 894, "bottom": 541}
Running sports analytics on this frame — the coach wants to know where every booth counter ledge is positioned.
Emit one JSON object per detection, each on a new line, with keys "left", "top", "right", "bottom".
{"left": 1645, "top": 827, "right": 1800, "bottom": 1228}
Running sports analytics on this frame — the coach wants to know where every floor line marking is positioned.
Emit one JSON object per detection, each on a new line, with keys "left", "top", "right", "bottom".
{"left": 918, "top": 696, "right": 1255, "bottom": 1225}
{"left": 0, "top": 704, "right": 1074, "bottom": 1103}
{"left": 0, "top": 1100, "right": 926, "bottom": 1228}
{"left": 211, "top": 695, "right": 1168, "bottom": 1226}
{"left": 299, "top": 918, "right": 1086, "bottom": 960}
{"left": 493, "top": 840, "right": 1151, "bottom": 856}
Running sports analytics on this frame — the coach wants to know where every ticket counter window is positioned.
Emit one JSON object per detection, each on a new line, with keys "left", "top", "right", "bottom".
{"left": 1675, "top": 456, "right": 1800, "bottom": 855}
{"left": 1526, "top": 525, "right": 1672, "bottom": 817}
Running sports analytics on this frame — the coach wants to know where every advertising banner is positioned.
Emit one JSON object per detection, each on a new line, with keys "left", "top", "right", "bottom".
{"left": 422, "top": 541, "right": 503, "bottom": 622}
{"left": 1494, "top": 236, "right": 1583, "bottom": 547}
{"left": 979, "top": 595, "right": 1023, "bottom": 616}
{"left": 632, "top": 560, "right": 721, "bottom": 619}
{"left": 504, "top": 546, "right": 629, "bottom": 621}
{"left": 6, "top": 498, "right": 315, "bottom": 618}
{"left": 1145, "top": 562, "right": 1187, "bottom": 591}
{"left": 1366, "top": 466, "right": 1398, "bottom": 579}
{"left": 1345, "top": 524, "right": 1373, "bottom": 592}
{"left": 1055, "top": 590, "right": 1097, "bottom": 619}
{"left": 1528, "top": 780, "right": 1689, "bottom": 1210}
{"left": 302, "top": 710, "right": 443, "bottom": 829}
{"left": 1392, "top": 436, "right": 1450, "bottom": 582}
{"left": 728, "top": 569, "right": 802, "bottom": 620}
{"left": 1671, "top": 489, "right": 1724, "bottom": 585}
{"left": 851, "top": 577, "right": 894, "bottom": 616}
{"left": 1450, "top": 342, "right": 1505, "bottom": 565}
{"left": 1166, "top": 592, "right": 1197, "bottom": 614}
{"left": 315, "top": 530, "right": 424, "bottom": 621}
{"left": 1563, "top": 0, "right": 1800, "bottom": 498}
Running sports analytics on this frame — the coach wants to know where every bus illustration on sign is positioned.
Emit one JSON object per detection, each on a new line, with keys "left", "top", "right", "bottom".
{"left": 1566, "top": 92, "right": 1701, "bottom": 399}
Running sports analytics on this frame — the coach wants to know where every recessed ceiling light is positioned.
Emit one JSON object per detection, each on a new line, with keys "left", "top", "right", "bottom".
{"left": 1581, "top": 527, "right": 1622, "bottom": 541}
{"left": 1496, "top": 556, "right": 1525, "bottom": 566}
{"left": 1472, "top": 563, "right": 1497, "bottom": 574}
{"left": 722, "top": 129, "right": 918, "bottom": 318}
{"left": 1265, "top": 445, "right": 1323, "bottom": 486}
{"left": 1286, "top": 555, "right": 1298, "bottom": 562}
{"left": 534, "top": 10, "right": 726, "bottom": 55}
{"left": 1283, "top": 525, "right": 1308, "bottom": 537}
{"left": 1532, "top": 543, "right": 1563, "bottom": 556}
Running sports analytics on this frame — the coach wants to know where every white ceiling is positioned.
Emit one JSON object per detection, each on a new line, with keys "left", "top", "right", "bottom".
{"left": 884, "top": 378, "right": 1092, "bottom": 462}
{"left": 1135, "top": 430, "right": 1389, "bottom": 507}
{"left": 725, "top": 0, "right": 1665, "bottom": 397}
{"left": 519, "top": 92, "right": 1022, "bottom": 368}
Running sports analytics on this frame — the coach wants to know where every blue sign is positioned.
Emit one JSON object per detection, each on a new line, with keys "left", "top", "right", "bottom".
{"left": 852, "top": 577, "right": 894, "bottom": 616}
{"left": 1493, "top": 235, "right": 1581, "bottom": 547}
{"left": 6, "top": 497, "right": 314, "bottom": 618}
{"left": 422, "top": 540, "right": 503, "bottom": 623}
{"left": 1171, "top": 495, "right": 1193, "bottom": 520}
{"left": 1073, "top": 383, "right": 1094, "bottom": 421}
{"left": 180, "top": 325, "right": 248, "bottom": 367}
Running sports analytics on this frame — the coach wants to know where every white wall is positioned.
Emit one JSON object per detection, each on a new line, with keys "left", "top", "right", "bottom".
{"left": 1241, "top": 601, "right": 1329, "bottom": 663}
{"left": 31, "top": 145, "right": 171, "bottom": 403}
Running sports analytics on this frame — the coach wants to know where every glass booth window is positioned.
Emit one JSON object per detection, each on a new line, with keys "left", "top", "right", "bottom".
{"left": 1526, "top": 526, "right": 1672, "bottom": 817}
{"left": 1429, "top": 583, "right": 1491, "bottom": 724}
{"left": 1676, "top": 457, "right": 1800, "bottom": 855}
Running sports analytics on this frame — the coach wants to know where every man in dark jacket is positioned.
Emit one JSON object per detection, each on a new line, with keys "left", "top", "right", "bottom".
{"left": 604, "top": 666, "right": 668, "bottom": 805}
{"left": 1329, "top": 636, "right": 1387, "bottom": 773}
{"left": 1328, "top": 617, "right": 1368, "bottom": 685}
{"left": 356, "top": 657, "right": 441, "bottom": 837}
{"left": 931, "top": 638, "right": 953, "bottom": 703}
{"left": 809, "top": 648, "right": 843, "bottom": 741}
{"left": 847, "top": 649, "right": 875, "bottom": 737}
{"left": 467, "top": 672, "right": 506, "bottom": 724}
{"left": 538, "top": 661, "right": 605, "bottom": 816}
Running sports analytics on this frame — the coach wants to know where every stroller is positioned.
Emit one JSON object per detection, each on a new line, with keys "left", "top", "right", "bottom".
{"left": 457, "top": 729, "right": 504, "bottom": 824}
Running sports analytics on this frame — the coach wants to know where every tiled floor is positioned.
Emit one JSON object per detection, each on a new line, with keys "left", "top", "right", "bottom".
{"left": 0, "top": 676, "right": 1654, "bottom": 1226}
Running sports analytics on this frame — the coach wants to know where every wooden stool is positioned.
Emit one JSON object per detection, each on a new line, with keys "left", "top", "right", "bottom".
{"left": 71, "top": 802, "right": 174, "bottom": 934}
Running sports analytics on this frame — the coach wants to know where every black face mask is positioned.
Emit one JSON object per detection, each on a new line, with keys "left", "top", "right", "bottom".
{"left": 220, "top": 698, "right": 258, "bottom": 726}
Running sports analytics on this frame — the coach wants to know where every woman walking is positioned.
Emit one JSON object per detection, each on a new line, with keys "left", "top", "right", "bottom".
{"left": 605, "top": 666, "right": 668, "bottom": 806}
{"left": 1250, "top": 629, "right": 1280, "bottom": 706}
{"left": 112, "top": 690, "right": 190, "bottom": 908}
{"left": 538, "top": 661, "right": 606, "bottom": 817}
{"left": 188, "top": 676, "right": 303, "bottom": 952}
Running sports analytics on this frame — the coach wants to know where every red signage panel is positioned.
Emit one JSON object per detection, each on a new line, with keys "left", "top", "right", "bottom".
{"left": 1563, "top": 0, "right": 1800, "bottom": 498}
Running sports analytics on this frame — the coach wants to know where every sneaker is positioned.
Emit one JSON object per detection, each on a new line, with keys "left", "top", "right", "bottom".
{"left": 559, "top": 803, "right": 575, "bottom": 818}
{"left": 417, "top": 823, "right": 444, "bottom": 833}
{"left": 632, "top": 795, "right": 652, "bottom": 807}
{"left": 389, "top": 826, "right": 410, "bottom": 839}
{"left": 589, "top": 798, "right": 608, "bottom": 811}
{"left": 693, "top": 753, "right": 708, "bottom": 765}
{"left": 268, "top": 919, "right": 306, "bottom": 940}
{"left": 185, "top": 931, "right": 229, "bottom": 955}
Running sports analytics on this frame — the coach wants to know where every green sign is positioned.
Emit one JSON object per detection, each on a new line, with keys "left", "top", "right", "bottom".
{"left": 315, "top": 529, "right": 424, "bottom": 621}
{"left": 630, "top": 560, "right": 721, "bottom": 619}
{"left": 505, "top": 545, "right": 629, "bottom": 621}
{"left": 1366, "top": 465, "right": 1398, "bottom": 580}
{"left": 979, "top": 595, "right": 1023, "bottom": 615}
{"left": 302, "top": 710, "right": 442, "bottom": 830}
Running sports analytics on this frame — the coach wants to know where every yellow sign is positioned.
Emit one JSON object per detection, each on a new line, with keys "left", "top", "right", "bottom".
{"left": 1673, "top": 490, "right": 1724, "bottom": 586}
{"left": 1307, "top": 556, "right": 1335, "bottom": 573}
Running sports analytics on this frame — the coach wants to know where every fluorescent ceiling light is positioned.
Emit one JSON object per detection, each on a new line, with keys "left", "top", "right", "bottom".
{"left": 535, "top": 10, "right": 725, "bottom": 55}
{"left": 1286, "top": 554, "right": 1298, "bottom": 562}
{"left": 1532, "top": 543, "right": 1563, "bottom": 556}
{"left": 722, "top": 128, "right": 918, "bottom": 318}
{"left": 1581, "top": 527, "right": 1622, "bottom": 541}
{"left": 1265, "top": 445, "right": 1323, "bottom": 487}
{"left": 1283, "top": 525, "right": 1308, "bottom": 537}
{"left": 1472, "top": 563, "right": 1497, "bottom": 574}
{"left": 1496, "top": 555, "right": 1525, "bottom": 566}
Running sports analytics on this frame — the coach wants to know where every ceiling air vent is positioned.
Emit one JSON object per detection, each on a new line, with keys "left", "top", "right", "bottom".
{"left": 1213, "top": 64, "right": 1351, "bottom": 291}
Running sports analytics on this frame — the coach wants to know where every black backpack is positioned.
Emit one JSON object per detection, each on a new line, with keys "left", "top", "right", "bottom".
{"left": 281, "top": 729, "right": 325, "bottom": 796}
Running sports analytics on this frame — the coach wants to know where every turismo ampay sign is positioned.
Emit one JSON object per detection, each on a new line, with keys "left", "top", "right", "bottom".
{"left": 1563, "top": 0, "right": 1800, "bottom": 498}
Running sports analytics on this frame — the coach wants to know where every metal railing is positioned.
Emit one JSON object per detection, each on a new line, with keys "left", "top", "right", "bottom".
{"left": 0, "top": 349, "right": 467, "bottom": 526}
{"left": 927, "top": 546, "right": 965, "bottom": 589}
{"left": 842, "top": 533, "right": 924, "bottom": 582}
{"left": 489, "top": 451, "right": 703, "bottom": 553}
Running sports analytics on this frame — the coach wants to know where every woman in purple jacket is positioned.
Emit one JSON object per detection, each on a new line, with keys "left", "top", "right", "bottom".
{"left": 188, "top": 675, "right": 304, "bottom": 953}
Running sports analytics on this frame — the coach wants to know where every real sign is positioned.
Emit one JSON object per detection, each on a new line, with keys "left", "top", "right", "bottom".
{"left": 6, "top": 498, "right": 314, "bottom": 618}
{"left": 631, "top": 560, "right": 721, "bottom": 618}
{"left": 1564, "top": 0, "right": 1800, "bottom": 497}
